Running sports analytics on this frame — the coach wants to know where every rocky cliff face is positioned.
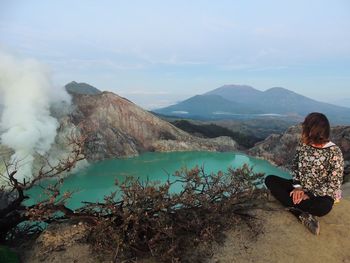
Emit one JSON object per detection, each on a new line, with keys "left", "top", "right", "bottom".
{"left": 249, "top": 125, "right": 350, "bottom": 181}
{"left": 66, "top": 92, "right": 238, "bottom": 160}
{"left": 0, "top": 89, "right": 237, "bottom": 181}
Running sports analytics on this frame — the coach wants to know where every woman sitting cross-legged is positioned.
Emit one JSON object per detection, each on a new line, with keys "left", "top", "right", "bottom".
{"left": 265, "top": 112, "right": 344, "bottom": 235}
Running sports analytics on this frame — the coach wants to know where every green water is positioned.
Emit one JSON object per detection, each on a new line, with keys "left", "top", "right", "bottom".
{"left": 25, "top": 151, "right": 291, "bottom": 210}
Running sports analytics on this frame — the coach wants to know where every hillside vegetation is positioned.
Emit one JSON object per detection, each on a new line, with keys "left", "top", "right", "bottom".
{"left": 171, "top": 120, "right": 261, "bottom": 149}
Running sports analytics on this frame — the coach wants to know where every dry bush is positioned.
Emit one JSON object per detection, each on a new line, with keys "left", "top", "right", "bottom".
{"left": 83, "top": 164, "right": 266, "bottom": 262}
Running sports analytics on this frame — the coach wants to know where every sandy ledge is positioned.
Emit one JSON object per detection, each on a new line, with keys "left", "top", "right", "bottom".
{"left": 211, "top": 182, "right": 350, "bottom": 263}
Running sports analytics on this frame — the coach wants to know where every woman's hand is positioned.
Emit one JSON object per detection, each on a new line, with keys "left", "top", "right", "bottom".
{"left": 290, "top": 189, "right": 309, "bottom": 204}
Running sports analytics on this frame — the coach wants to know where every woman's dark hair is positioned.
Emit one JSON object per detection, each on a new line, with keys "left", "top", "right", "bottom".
{"left": 301, "top": 112, "right": 330, "bottom": 145}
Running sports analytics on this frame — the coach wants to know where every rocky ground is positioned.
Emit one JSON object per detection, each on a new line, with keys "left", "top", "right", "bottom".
{"left": 211, "top": 182, "right": 350, "bottom": 263}
{"left": 20, "top": 222, "right": 99, "bottom": 263}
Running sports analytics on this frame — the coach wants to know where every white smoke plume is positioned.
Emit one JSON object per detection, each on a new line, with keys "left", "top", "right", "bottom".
{"left": 0, "top": 49, "right": 70, "bottom": 182}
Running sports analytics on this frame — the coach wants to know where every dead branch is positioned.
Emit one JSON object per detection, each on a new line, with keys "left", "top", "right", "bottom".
{"left": 0, "top": 132, "right": 86, "bottom": 241}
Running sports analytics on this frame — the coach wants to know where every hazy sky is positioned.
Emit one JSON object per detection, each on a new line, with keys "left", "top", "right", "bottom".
{"left": 1, "top": 0, "right": 350, "bottom": 109}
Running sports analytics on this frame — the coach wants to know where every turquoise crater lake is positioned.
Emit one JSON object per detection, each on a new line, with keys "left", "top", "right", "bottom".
{"left": 26, "top": 151, "right": 291, "bottom": 209}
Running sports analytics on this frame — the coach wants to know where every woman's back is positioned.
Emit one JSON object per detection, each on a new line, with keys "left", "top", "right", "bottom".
{"left": 293, "top": 142, "right": 344, "bottom": 200}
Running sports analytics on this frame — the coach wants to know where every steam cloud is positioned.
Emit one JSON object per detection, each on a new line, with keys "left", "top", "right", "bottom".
{"left": 0, "top": 50, "right": 70, "bottom": 182}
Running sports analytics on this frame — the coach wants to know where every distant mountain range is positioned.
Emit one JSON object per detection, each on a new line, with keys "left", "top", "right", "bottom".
{"left": 154, "top": 85, "right": 350, "bottom": 124}
{"left": 331, "top": 98, "right": 350, "bottom": 108}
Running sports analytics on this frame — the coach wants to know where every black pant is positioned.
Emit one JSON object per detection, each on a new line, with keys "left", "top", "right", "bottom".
{"left": 265, "top": 175, "right": 334, "bottom": 217}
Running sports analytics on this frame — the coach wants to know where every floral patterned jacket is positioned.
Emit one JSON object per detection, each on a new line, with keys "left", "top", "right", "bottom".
{"left": 292, "top": 141, "right": 344, "bottom": 200}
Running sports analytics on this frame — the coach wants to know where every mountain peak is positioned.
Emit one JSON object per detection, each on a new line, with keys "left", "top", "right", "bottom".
{"left": 220, "top": 84, "right": 255, "bottom": 89}
{"left": 204, "top": 84, "right": 262, "bottom": 104}
{"left": 265, "top": 87, "right": 295, "bottom": 94}
{"left": 65, "top": 81, "right": 102, "bottom": 95}
{"left": 206, "top": 84, "right": 259, "bottom": 94}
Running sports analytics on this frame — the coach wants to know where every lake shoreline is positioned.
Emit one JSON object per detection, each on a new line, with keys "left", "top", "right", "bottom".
{"left": 25, "top": 151, "right": 291, "bottom": 210}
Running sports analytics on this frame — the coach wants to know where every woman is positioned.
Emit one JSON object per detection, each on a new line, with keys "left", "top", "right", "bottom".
{"left": 265, "top": 112, "right": 344, "bottom": 235}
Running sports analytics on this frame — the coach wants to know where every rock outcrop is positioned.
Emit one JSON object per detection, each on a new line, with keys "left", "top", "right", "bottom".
{"left": 21, "top": 222, "right": 100, "bottom": 263}
{"left": 249, "top": 125, "right": 350, "bottom": 182}
{"left": 67, "top": 91, "right": 238, "bottom": 161}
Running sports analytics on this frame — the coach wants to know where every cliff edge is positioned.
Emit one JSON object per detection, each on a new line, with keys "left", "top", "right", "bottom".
{"left": 211, "top": 183, "right": 350, "bottom": 263}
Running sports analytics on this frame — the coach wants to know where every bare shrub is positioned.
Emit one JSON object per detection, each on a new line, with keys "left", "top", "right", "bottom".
{"left": 83, "top": 164, "right": 266, "bottom": 262}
